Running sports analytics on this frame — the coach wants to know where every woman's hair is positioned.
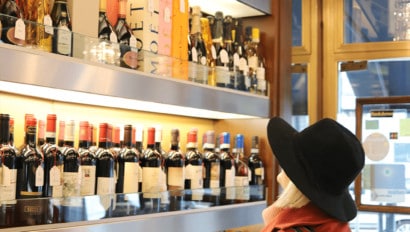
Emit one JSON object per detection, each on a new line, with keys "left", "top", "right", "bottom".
{"left": 273, "top": 180, "right": 310, "bottom": 209}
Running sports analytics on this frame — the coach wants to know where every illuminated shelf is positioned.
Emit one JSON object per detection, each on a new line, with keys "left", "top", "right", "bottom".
{"left": 0, "top": 44, "right": 270, "bottom": 119}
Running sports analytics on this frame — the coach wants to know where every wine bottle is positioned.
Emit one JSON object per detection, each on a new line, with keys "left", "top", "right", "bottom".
{"left": 114, "top": 124, "right": 140, "bottom": 217}
{"left": 0, "top": 114, "right": 17, "bottom": 228}
{"left": 189, "top": 6, "right": 208, "bottom": 83}
{"left": 141, "top": 127, "right": 163, "bottom": 213}
{"left": 37, "top": 119, "right": 45, "bottom": 147}
{"left": 41, "top": 114, "right": 63, "bottom": 223}
{"left": 233, "top": 134, "right": 250, "bottom": 203}
{"left": 248, "top": 135, "right": 265, "bottom": 201}
{"left": 202, "top": 130, "right": 220, "bottom": 205}
{"left": 232, "top": 18, "right": 247, "bottom": 91}
{"left": 36, "top": 0, "right": 52, "bottom": 52}
{"left": 165, "top": 129, "right": 185, "bottom": 211}
{"left": 16, "top": 115, "right": 48, "bottom": 226}
{"left": 110, "top": 125, "right": 121, "bottom": 188}
{"left": 61, "top": 120, "right": 82, "bottom": 222}
{"left": 134, "top": 124, "right": 144, "bottom": 194}
{"left": 0, "top": 0, "right": 22, "bottom": 45}
{"left": 95, "top": 123, "right": 116, "bottom": 218}
{"left": 184, "top": 128, "right": 203, "bottom": 201}
{"left": 98, "top": 0, "right": 116, "bottom": 42}
{"left": 222, "top": 15, "right": 235, "bottom": 89}
{"left": 78, "top": 121, "right": 96, "bottom": 197}
{"left": 154, "top": 125, "right": 169, "bottom": 211}
{"left": 57, "top": 120, "right": 65, "bottom": 147}
{"left": 114, "top": 0, "right": 138, "bottom": 69}
{"left": 51, "top": 1, "right": 72, "bottom": 57}
{"left": 219, "top": 132, "right": 235, "bottom": 205}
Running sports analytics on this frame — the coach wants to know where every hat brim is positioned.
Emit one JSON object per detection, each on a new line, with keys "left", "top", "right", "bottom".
{"left": 267, "top": 117, "right": 356, "bottom": 222}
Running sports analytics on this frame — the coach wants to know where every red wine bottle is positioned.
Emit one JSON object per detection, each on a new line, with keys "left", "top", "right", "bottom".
{"left": 248, "top": 135, "right": 265, "bottom": 201}
{"left": 165, "top": 129, "right": 185, "bottom": 211}
{"left": 61, "top": 120, "right": 82, "bottom": 222}
{"left": 153, "top": 125, "right": 168, "bottom": 212}
{"left": 184, "top": 128, "right": 203, "bottom": 201}
{"left": 0, "top": 114, "right": 17, "bottom": 228}
{"left": 114, "top": 124, "right": 140, "bottom": 217}
{"left": 95, "top": 123, "right": 116, "bottom": 218}
{"left": 233, "top": 134, "right": 250, "bottom": 203}
{"left": 141, "top": 127, "right": 163, "bottom": 213}
{"left": 202, "top": 130, "right": 220, "bottom": 205}
{"left": 78, "top": 121, "right": 96, "bottom": 197}
{"left": 16, "top": 115, "right": 48, "bottom": 226}
{"left": 219, "top": 132, "right": 235, "bottom": 205}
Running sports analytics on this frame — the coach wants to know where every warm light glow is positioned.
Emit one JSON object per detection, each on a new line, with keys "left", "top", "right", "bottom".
{"left": 0, "top": 81, "right": 259, "bottom": 119}
{"left": 188, "top": 0, "right": 265, "bottom": 18}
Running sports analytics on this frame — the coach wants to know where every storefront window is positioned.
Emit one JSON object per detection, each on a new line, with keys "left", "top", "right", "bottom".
{"left": 291, "top": 64, "right": 308, "bottom": 131}
{"left": 344, "top": 0, "right": 410, "bottom": 43}
{"left": 292, "top": 0, "right": 302, "bottom": 46}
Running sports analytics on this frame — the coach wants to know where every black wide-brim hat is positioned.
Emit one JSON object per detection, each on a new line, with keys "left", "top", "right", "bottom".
{"left": 267, "top": 117, "right": 365, "bottom": 222}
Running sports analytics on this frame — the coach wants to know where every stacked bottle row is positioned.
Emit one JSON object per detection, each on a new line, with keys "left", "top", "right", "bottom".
{"left": 0, "top": 113, "right": 265, "bottom": 225}
{"left": 188, "top": 6, "right": 267, "bottom": 95}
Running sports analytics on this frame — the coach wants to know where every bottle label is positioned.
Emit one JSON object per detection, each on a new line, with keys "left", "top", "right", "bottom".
{"left": 15, "top": 19, "right": 26, "bottom": 41}
{"left": 57, "top": 25, "right": 72, "bottom": 55}
{"left": 225, "top": 168, "right": 235, "bottom": 200}
{"left": 97, "top": 177, "right": 115, "bottom": 195}
{"left": 63, "top": 172, "right": 81, "bottom": 197}
{"left": 185, "top": 164, "right": 203, "bottom": 189}
{"left": 255, "top": 167, "right": 264, "bottom": 180}
{"left": 0, "top": 169, "right": 17, "bottom": 201}
{"left": 142, "top": 167, "right": 161, "bottom": 198}
{"left": 234, "top": 176, "right": 250, "bottom": 200}
{"left": 35, "top": 165, "right": 44, "bottom": 187}
{"left": 50, "top": 165, "right": 62, "bottom": 186}
{"left": 80, "top": 165, "right": 96, "bottom": 196}
{"left": 167, "top": 166, "right": 184, "bottom": 188}
{"left": 123, "top": 162, "right": 139, "bottom": 193}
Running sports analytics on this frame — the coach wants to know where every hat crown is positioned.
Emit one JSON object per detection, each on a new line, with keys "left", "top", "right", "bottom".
{"left": 296, "top": 119, "right": 364, "bottom": 195}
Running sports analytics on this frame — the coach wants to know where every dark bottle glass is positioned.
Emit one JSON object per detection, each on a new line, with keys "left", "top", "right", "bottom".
{"left": 202, "top": 130, "right": 220, "bottom": 205}
{"left": 43, "top": 115, "right": 64, "bottom": 199}
{"left": 95, "top": 123, "right": 116, "bottom": 218}
{"left": 61, "top": 120, "right": 82, "bottom": 222}
{"left": 141, "top": 127, "right": 163, "bottom": 213}
{"left": 109, "top": 125, "right": 120, "bottom": 188}
{"left": 165, "top": 129, "right": 185, "bottom": 211}
{"left": 184, "top": 128, "right": 203, "bottom": 201}
{"left": 16, "top": 115, "right": 48, "bottom": 226}
{"left": 114, "top": 125, "right": 140, "bottom": 217}
{"left": 0, "top": 114, "right": 17, "bottom": 228}
{"left": 211, "top": 11, "right": 223, "bottom": 67}
{"left": 41, "top": 114, "right": 63, "bottom": 224}
{"left": 219, "top": 132, "right": 235, "bottom": 205}
{"left": 248, "top": 136, "right": 265, "bottom": 201}
{"left": 190, "top": 6, "right": 207, "bottom": 66}
{"left": 78, "top": 121, "right": 96, "bottom": 197}
{"left": 232, "top": 18, "right": 247, "bottom": 91}
{"left": 233, "top": 134, "right": 250, "bottom": 203}
{"left": 134, "top": 125, "right": 144, "bottom": 194}
{"left": 0, "top": 0, "right": 22, "bottom": 45}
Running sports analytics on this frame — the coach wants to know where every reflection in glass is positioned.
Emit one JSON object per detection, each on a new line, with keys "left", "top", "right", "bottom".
{"left": 344, "top": 0, "right": 410, "bottom": 43}
{"left": 292, "top": 0, "right": 302, "bottom": 47}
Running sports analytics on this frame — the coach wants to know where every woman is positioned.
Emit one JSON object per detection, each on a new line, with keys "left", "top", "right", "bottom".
{"left": 262, "top": 117, "right": 365, "bottom": 232}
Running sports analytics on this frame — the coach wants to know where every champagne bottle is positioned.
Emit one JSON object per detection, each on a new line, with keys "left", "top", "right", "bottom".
{"left": 141, "top": 127, "right": 163, "bottom": 213}
{"left": 0, "top": 114, "right": 17, "bottom": 228}
{"left": 165, "top": 129, "right": 185, "bottom": 211}
{"left": 233, "top": 134, "right": 250, "bottom": 203}
{"left": 114, "top": 0, "right": 138, "bottom": 69}
{"left": 189, "top": 6, "right": 208, "bottom": 83}
{"left": 51, "top": 3, "right": 72, "bottom": 57}
{"left": 222, "top": 15, "right": 235, "bottom": 89}
{"left": 114, "top": 124, "right": 140, "bottom": 217}
{"left": 36, "top": 0, "right": 52, "bottom": 52}
{"left": 78, "top": 121, "right": 97, "bottom": 197}
{"left": 98, "top": 0, "right": 115, "bottom": 42}
{"left": 61, "top": 120, "right": 82, "bottom": 222}
{"left": 202, "top": 130, "right": 220, "bottom": 205}
{"left": 184, "top": 128, "right": 203, "bottom": 201}
{"left": 219, "top": 132, "right": 235, "bottom": 205}
{"left": 95, "top": 123, "right": 116, "bottom": 218}
{"left": 248, "top": 136, "right": 265, "bottom": 201}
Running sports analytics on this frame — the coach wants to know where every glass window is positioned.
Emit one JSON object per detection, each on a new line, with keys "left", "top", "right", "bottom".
{"left": 292, "top": 0, "right": 302, "bottom": 46}
{"left": 291, "top": 64, "right": 308, "bottom": 131}
{"left": 344, "top": 0, "right": 410, "bottom": 43}
{"left": 337, "top": 59, "right": 410, "bottom": 132}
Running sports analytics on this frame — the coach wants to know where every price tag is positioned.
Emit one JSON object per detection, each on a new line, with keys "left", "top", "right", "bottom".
{"left": 191, "top": 47, "right": 198, "bottom": 62}
{"left": 50, "top": 166, "right": 61, "bottom": 186}
{"left": 44, "top": 15, "right": 53, "bottom": 35}
{"left": 130, "top": 35, "right": 137, "bottom": 48}
{"left": 200, "top": 56, "right": 207, "bottom": 65}
{"left": 220, "top": 49, "right": 229, "bottom": 63}
{"left": 36, "top": 165, "right": 44, "bottom": 187}
{"left": 211, "top": 45, "right": 217, "bottom": 59}
{"left": 14, "top": 19, "right": 26, "bottom": 41}
{"left": 233, "top": 53, "right": 240, "bottom": 67}
{"left": 110, "top": 31, "right": 118, "bottom": 43}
